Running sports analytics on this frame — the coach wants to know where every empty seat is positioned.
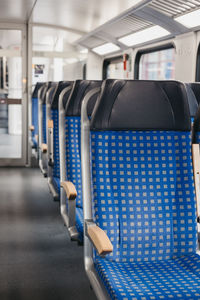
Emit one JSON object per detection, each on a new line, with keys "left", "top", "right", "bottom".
{"left": 185, "top": 83, "right": 200, "bottom": 123}
{"left": 46, "top": 81, "right": 73, "bottom": 200}
{"left": 187, "top": 83, "right": 200, "bottom": 144}
{"left": 38, "top": 82, "right": 56, "bottom": 176}
{"left": 60, "top": 80, "right": 102, "bottom": 242}
{"left": 30, "top": 82, "right": 44, "bottom": 149}
{"left": 81, "top": 79, "right": 200, "bottom": 299}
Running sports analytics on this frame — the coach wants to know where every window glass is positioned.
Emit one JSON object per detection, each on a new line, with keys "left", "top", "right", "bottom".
{"left": 139, "top": 47, "right": 175, "bottom": 80}
{"left": 106, "top": 60, "right": 124, "bottom": 79}
{"left": 32, "top": 26, "right": 87, "bottom": 83}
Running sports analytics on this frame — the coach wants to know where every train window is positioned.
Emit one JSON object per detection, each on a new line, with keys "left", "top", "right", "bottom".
{"left": 32, "top": 26, "right": 87, "bottom": 83}
{"left": 103, "top": 56, "right": 123, "bottom": 79}
{"left": 135, "top": 44, "right": 175, "bottom": 80}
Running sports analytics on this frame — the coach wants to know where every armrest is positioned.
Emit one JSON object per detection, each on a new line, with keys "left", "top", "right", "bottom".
{"left": 87, "top": 224, "right": 113, "bottom": 256}
{"left": 29, "top": 125, "right": 34, "bottom": 131}
{"left": 48, "top": 120, "right": 53, "bottom": 128}
{"left": 41, "top": 143, "right": 47, "bottom": 153}
{"left": 61, "top": 181, "right": 77, "bottom": 200}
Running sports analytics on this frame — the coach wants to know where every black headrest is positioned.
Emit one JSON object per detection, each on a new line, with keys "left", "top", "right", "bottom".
{"left": 65, "top": 80, "right": 102, "bottom": 116}
{"left": 39, "top": 84, "right": 48, "bottom": 103}
{"left": 32, "top": 82, "right": 44, "bottom": 98}
{"left": 62, "top": 87, "right": 73, "bottom": 109}
{"left": 189, "top": 83, "right": 200, "bottom": 105}
{"left": 51, "top": 81, "right": 73, "bottom": 109}
{"left": 42, "top": 82, "right": 57, "bottom": 104}
{"left": 185, "top": 83, "right": 200, "bottom": 117}
{"left": 90, "top": 80, "right": 191, "bottom": 131}
{"left": 190, "top": 83, "right": 200, "bottom": 140}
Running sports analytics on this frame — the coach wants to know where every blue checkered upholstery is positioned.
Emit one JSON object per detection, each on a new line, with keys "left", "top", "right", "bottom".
{"left": 90, "top": 130, "right": 198, "bottom": 299}
{"left": 42, "top": 104, "right": 47, "bottom": 144}
{"left": 53, "top": 176, "right": 60, "bottom": 194}
{"left": 95, "top": 253, "right": 200, "bottom": 299}
{"left": 65, "top": 116, "right": 83, "bottom": 240}
{"left": 65, "top": 117, "right": 82, "bottom": 208}
{"left": 76, "top": 207, "right": 83, "bottom": 241}
{"left": 31, "top": 97, "right": 38, "bottom": 147}
{"left": 51, "top": 109, "right": 60, "bottom": 193}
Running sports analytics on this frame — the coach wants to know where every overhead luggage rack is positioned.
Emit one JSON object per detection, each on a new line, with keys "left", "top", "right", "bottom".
{"left": 149, "top": 0, "right": 200, "bottom": 17}
{"left": 76, "top": 0, "right": 200, "bottom": 52}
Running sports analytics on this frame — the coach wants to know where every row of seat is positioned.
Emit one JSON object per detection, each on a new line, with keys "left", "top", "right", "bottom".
{"left": 30, "top": 79, "right": 200, "bottom": 299}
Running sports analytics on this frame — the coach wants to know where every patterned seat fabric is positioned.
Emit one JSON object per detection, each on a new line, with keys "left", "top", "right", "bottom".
{"left": 53, "top": 176, "right": 60, "bottom": 194}
{"left": 65, "top": 116, "right": 82, "bottom": 208}
{"left": 89, "top": 80, "right": 199, "bottom": 299}
{"left": 95, "top": 254, "right": 200, "bottom": 300}
{"left": 65, "top": 80, "right": 102, "bottom": 241}
{"left": 31, "top": 82, "right": 43, "bottom": 148}
{"left": 51, "top": 109, "right": 60, "bottom": 193}
{"left": 42, "top": 103, "right": 47, "bottom": 144}
{"left": 76, "top": 207, "right": 83, "bottom": 241}
{"left": 31, "top": 97, "right": 38, "bottom": 146}
{"left": 50, "top": 81, "right": 73, "bottom": 195}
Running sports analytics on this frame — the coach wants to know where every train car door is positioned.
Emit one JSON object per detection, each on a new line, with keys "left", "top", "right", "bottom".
{"left": 0, "top": 24, "right": 27, "bottom": 166}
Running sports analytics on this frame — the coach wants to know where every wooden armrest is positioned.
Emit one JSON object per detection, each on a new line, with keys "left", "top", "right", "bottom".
{"left": 41, "top": 143, "right": 47, "bottom": 153}
{"left": 29, "top": 125, "right": 34, "bottom": 131}
{"left": 48, "top": 120, "right": 53, "bottom": 129}
{"left": 61, "top": 181, "right": 77, "bottom": 200}
{"left": 88, "top": 225, "right": 113, "bottom": 255}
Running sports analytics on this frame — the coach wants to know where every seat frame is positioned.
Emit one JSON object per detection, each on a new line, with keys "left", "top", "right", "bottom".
{"left": 46, "top": 86, "right": 62, "bottom": 200}
{"left": 38, "top": 84, "right": 50, "bottom": 177}
{"left": 81, "top": 88, "right": 110, "bottom": 300}
{"left": 59, "top": 86, "right": 79, "bottom": 240}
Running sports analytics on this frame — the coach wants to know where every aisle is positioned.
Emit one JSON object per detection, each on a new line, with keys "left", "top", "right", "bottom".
{"left": 0, "top": 168, "right": 95, "bottom": 300}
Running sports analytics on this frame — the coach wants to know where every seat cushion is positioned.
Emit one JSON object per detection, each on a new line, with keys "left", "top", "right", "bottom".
{"left": 76, "top": 207, "right": 83, "bottom": 242}
{"left": 52, "top": 176, "right": 60, "bottom": 194}
{"left": 95, "top": 254, "right": 200, "bottom": 300}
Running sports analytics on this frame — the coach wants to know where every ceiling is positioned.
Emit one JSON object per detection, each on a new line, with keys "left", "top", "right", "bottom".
{"left": 0, "top": 0, "right": 35, "bottom": 23}
{"left": 31, "top": 0, "right": 143, "bottom": 33}
{"left": 0, "top": 0, "right": 200, "bottom": 56}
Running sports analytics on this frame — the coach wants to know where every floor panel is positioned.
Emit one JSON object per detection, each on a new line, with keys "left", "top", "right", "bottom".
{"left": 0, "top": 167, "right": 95, "bottom": 300}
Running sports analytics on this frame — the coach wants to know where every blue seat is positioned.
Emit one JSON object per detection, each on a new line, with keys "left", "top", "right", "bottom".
{"left": 95, "top": 254, "right": 200, "bottom": 299}
{"left": 47, "top": 81, "right": 73, "bottom": 199}
{"left": 187, "top": 83, "right": 200, "bottom": 144}
{"left": 38, "top": 82, "right": 57, "bottom": 176}
{"left": 82, "top": 80, "right": 199, "bottom": 299}
{"left": 31, "top": 82, "right": 44, "bottom": 149}
{"left": 63, "top": 79, "right": 102, "bottom": 242}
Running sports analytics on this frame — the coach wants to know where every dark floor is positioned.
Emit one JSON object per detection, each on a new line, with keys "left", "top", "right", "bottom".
{"left": 0, "top": 167, "right": 96, "bottom": 300}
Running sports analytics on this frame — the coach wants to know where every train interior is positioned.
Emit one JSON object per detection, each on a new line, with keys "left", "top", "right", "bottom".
{"left": 1, "top": 0, "right": 200, "bottom": 299}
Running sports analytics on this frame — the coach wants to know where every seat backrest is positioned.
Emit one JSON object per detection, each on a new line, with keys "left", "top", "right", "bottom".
{"left": 188, "top": 83, "right": 200, "bottom": 143}
{"left": 42, "top": 82, "right": 56, "bottom": 144}
{"left": 50, "top": 81, "right": 73, "bottom": 180}
{"left": 90, "top": 79, "right": 197, "bottom": 263}
{"left": 65, "top": 80, "right": 102, "bottom": 208}
{"left": 185, "top": 83, "right": 200, "bottom": 119}
{"left": 32, "top": 82, "right": 44, "bottom": 137}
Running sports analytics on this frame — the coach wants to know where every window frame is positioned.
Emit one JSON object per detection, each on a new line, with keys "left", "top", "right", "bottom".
{"left": 83, "top": 63, "right": 87, "bottom": 80}
{"left": 134, "top": 43, "right": 175, "bottom": 80}
{"left": 102, "top": 55, "right": 123, "bottom": 79}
